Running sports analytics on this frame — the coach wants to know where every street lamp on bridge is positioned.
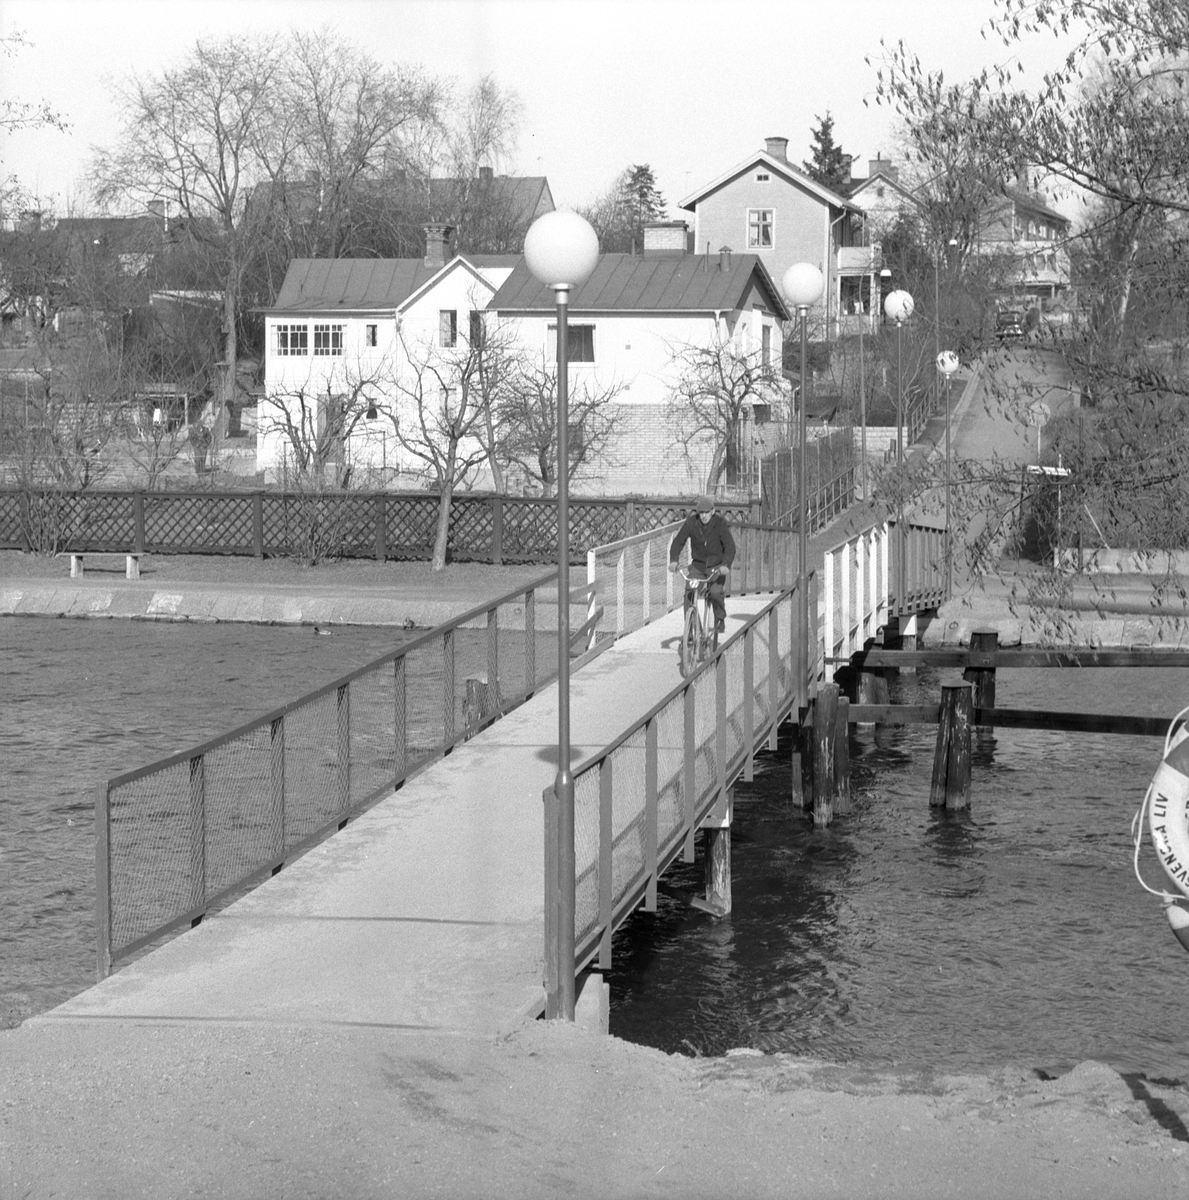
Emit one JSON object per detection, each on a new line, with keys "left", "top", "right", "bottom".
{"left": 936, "top": 350, "right": 960, "bottom": 597}
{"left": 782, "top": 262, "right": 824, "bottom": 695}
{"left": 524, "top": 209, "right": 600, "bottom": 1023}
{"left": 884, "top": 288, "right": 914, "bottom": 615}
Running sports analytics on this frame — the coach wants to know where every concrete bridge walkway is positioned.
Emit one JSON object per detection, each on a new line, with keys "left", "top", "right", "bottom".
{"left": 29, "top": 594, "right": 777, "bottom": 1036}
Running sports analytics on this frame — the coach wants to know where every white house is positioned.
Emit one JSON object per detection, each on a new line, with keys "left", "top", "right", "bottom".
{"left": 258, "top": 225, "right": 518, "bottom": 484}
{"left": 489, "top": 221, "right": 791, "bottom": 495}
{"left": 260, "top": 221, "right": 791, "bottom": 496}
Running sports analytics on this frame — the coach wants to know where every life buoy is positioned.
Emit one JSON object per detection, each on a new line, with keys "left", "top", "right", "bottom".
{"left": 1144, "top": 721, "right": 1189, "bottom": 951}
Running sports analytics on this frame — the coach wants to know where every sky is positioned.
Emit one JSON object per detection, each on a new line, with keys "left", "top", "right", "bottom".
{"left": 0, "top": 0, "right": 1082, "bottom": 217}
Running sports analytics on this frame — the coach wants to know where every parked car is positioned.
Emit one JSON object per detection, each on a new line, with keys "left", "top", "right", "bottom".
{"left": 995, "top": 311, "right": 1025, "bottom": 341}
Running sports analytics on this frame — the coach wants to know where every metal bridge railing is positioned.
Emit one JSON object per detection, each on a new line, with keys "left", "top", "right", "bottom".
{"left": 544, "top": 583, "right": 815, "bottom": 990}
{"left": 94, "top": 570, "right": 559, "bottom": 978}
{"left": 889, "top": 517, "right": 948, "bottom": 616}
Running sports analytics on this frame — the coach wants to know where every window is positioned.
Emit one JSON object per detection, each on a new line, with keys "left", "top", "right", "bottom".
{"left": 365, "top": 324, "right": 378, "bottom": 347}
{"left": 840, "top": 275, "right": 872, "bottom": 315}
{"left": 761, "top": 325, "right": 772, "bottom": 366}
{"left": 546, "top": 322, "right": 595, "bottom": 363}
{"left": 468, "top": 310, "right": 485, "bottom": 348}
{"left": 275, "top": 324, "right": 308, "bottom": 356}
{"left": 439, "top": 309, "right": 457, "bottom": 347}
{"left": 747, "top": 209, "right": 773, "bottom": 248}
{"left": 313, "top": 324, "right": 344, "bottom": 356}
{"left": 755, "top": 172, "right": 770, "bottom": 182}
{"left": 876, "top": 186, "right": 885, "bottom": 199}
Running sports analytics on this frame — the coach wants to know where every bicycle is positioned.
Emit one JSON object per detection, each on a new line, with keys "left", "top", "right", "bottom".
{"left": 677, "top": 566, "right": 725, "bottom": 676}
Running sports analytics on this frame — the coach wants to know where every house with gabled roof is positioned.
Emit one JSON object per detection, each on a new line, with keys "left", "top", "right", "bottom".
{"left": 678, "top": 137, "right": 873, "bottom": 340}
{"left": 490, "top": 221, "right": 791, "bottom": 495}
{"left": 257, "top": 224, "right": 519, "bottom": 483}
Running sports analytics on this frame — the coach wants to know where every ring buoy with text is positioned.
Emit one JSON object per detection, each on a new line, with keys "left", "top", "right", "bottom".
{"left": 1147, "top": 723, "right": 1189, "bottom": 950}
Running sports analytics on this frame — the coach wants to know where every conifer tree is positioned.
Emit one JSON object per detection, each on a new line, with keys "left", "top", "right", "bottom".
{"left": 803, "top": 112, "right": 849, "bottom": 192}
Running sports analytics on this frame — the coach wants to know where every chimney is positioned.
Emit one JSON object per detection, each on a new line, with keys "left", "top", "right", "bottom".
{"left": 478, "top": 165, "right": 494, "bottom": 188}
{"left": 718, "top": 245, "right": 733, "bottom": 272}
{"left": 764, "top": 136, "right": 789, "bottom": 162}
{"left": 868, "top": 155, "right": 898, "bottom": 184}
{"left": 423, "top": 223, "right": 453, "bottom": 268}
{"left": 643, "top": 220, "right": 688, "bottom": 258}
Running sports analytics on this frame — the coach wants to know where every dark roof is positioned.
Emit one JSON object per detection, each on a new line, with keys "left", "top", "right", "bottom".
{"left": 428, "top": 174, "right": 553, "bottom": 219}
{"left": 1002, "top": 187, "right": 1070, "bottom": 227}
{"left": 490, "top": 253, "right": 790, "bottom": 319}
{"left": 264, "top": 256, "right": 520, "bottom": 314}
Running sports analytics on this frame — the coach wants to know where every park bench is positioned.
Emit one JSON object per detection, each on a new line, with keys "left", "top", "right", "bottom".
{"left": 65, "top": 552, "right": 143, "bottom": 580}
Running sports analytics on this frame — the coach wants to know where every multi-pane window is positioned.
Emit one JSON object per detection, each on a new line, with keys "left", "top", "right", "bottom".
{"left": 439, "top": 309, "right": 457, "bottom": 347}
{"left": 468, "top": 310, "right": 485, "bottom": 348}
{"left": 275, "top": 324, "right": 308, "bottom": 356}
{"left": 313, "top": 324, "right": 343, "bottom": 356}
{"left": 546, "top": 323, "right": 595, "bottom": 363}
{"left": 747, "top": 208, "right": 773, "bottom": 248}
{"left": 761, "top": 325, "right": 771, "bottom": 366}
{"left": 365, "top": 324, "right": 378, "bottom": 347}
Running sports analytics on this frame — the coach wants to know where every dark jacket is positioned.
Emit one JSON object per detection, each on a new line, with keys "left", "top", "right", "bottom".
{"left": 669, "top": 512, "right": 736, "bottom": 572}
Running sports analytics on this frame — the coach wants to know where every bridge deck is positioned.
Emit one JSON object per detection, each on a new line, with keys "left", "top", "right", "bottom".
{"left": 31, "top": 595, "right": 778, "bottom": 1036}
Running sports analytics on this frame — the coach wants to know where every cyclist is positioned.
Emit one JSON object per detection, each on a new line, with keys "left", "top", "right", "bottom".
{"left": 668, "top": 495, "right": 735, "bottom": 633}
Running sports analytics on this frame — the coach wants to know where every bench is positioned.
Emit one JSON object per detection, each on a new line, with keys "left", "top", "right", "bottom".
{"left": 68, "top": 552, "right": 142, "bottom": 580}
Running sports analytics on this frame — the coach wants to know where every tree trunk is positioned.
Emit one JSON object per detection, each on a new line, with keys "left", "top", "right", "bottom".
{"left": 481, "top": 399, "right": 505, "bottom": 493}
{"left": 705, "top": 439, "right": 728, "bottom": 492}
{"left": 431, "top": 442, "right": 458, "bottom": 571}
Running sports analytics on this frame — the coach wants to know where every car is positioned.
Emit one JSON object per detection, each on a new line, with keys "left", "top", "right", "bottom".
{"left": 995, "top": 311, "right": 1025, "bottom": 341}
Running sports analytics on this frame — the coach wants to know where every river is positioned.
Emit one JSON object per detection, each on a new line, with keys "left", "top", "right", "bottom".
{"left": 4, "top": 616, "right": 1187, "bottom": 1083}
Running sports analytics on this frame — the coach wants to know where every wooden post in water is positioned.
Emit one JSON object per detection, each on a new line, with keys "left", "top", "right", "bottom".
{"left": 930, "top": 683, "right": 973, "bottom": 809}
{"left": 813, "top": 683, "right": 838, "bottom": 826}
{"left": 701, "top": 790, "right": 732, "bottom": 915}
{"left": 834, "top": 696, "right": 851, "bottom": 814}
{"left": 857, "top": 667, "right": 889, "bottom": 727}
{"left": 792, "top": 709, "right": 811, "bottom": 809}
{"left": 963, "top": 629, "right": 998, "bottom": 710}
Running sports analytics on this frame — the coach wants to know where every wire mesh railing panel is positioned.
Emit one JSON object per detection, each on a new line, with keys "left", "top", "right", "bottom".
{"left": 347, "top": 666, "right": 398, "bottom": 806}
{"left": 751, "top": 614, "right": 773, "bottom": 731}
{"left": 721, "top": 653, "right": 746, "bottom": 771}
{"left": 608, "top": 730, "right": 649, "bottom": 903}
{"left": 574, "top": 766, "right": 602, "bottom": 947}
{"left": 831, "top": 548, "right": 844, "bottom": 658}
{"left": 281, "top": 690, "right": 344, "bottom": 848}
{"left": 401, "top": 641, "right": 449, "bottom": 761}
{"left": 201, "top": 726, "right": 277, "bottom": 897}
{"left": 654, "top": 694, "right": 685, "bottom": 859}
{"left": 691, "top": 668, "right": 718, "bottom": 812}
{"left": 107, "top": 761, "right": 197, "bottom": 956}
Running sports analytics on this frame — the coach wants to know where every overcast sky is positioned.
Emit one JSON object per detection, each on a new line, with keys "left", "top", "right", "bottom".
{"left": 1, "top": 0, "right": 1080, "bottom": 216}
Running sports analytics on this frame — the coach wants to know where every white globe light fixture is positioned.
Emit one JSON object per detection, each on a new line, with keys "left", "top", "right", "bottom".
{"left": 884, "top": 289, "right": 914, "bottom": 324}
{"left": 525, "top": 209, "right": 599, "bottom": 1024}
{"left": 781, "top": 262, "right": 824, "bottom": 697}
{"left": 936, "top": 350, "right": 959, "bottom": 377}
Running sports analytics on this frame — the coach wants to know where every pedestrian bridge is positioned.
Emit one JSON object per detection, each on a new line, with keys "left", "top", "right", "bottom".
{"left": 35, "top": 517, "right": 944, "bottom": 1034}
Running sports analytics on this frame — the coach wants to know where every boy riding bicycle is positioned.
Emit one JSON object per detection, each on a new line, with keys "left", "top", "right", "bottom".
{"left": 668, "top": 495, "right": 736, "bottom": 633}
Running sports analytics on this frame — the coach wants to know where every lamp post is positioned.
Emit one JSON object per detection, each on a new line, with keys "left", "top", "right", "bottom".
{"left": 524, "top": 209, "right": 600, "bottom": 1022}
{"left": 936, "top": 350, "right": 960, "bottom": 598}
{"left": 782, "top": 262, "right": 824, "bottom": 698}
{"left": 884, "top": 288, "right": 914, "bottom": 614}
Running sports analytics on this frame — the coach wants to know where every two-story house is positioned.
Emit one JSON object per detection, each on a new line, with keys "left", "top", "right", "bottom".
{"left": 678, "top": 137, "right": 872, "bottom": 339}
{"left": 977, "top": 186, "right": 1071, "bottom": 308}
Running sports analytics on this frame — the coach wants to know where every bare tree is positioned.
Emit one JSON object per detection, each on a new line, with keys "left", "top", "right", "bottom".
{"left": 385, "top": 326, "right": 499, "bottom": 570}
{"left": 92, "top": 35, "right": 289, "bottom": 465}
{"left": 497, "top": 357, "right": 625, "bottom": 496}
{"left": 666, "top": 337, "right": 784, "bottom": 491}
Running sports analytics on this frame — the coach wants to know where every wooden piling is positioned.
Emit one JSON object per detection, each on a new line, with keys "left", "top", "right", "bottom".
{"left": 963, "top": 629, "right": 999, "bottom": 710}
{"left": 857, "top": 668, "right": 889, "bottom": 728}
{"left": 813, "top": 684, "right": 838, "bottom": 826}
{"left": 930, "top": 683, "right": 973, "bottom": 809}
{"left": 703, "top": 827, "right": 732, "bottom": 914}
{"left": 834, "top": 697, "right": 851, "bottom": 814}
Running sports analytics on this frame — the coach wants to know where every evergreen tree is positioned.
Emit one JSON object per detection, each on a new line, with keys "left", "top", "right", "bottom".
{"left": 578, "top": 163, "right": 666, "bottom": 253}
{"left": 803, "top": 112, "right": 850, "bottom": 192}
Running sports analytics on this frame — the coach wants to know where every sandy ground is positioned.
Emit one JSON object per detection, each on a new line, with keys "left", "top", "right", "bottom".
{"left": 3, "top": 1019, "right": 1187, "bottom": 1199}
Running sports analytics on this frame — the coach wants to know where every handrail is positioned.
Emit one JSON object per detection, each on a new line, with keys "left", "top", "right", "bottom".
{"left": 96, "top": 567, "right": 559, "bottom": 977}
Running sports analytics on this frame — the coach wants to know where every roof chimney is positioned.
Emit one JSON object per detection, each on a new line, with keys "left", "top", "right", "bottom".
{"left": 718, "top": 245, "right": 733, "bottom": 272}
{"left": 764, "top": 137, "right": 789, "bottom": 162}
{"left": 643, "top": 220, "right": 688, "bottom": 258}
{"left": 478, "top": 165, "right": 493, "bottom": 188}
{"left": 868, "top": 155, "right": 898, "bottom": 184}
{"left": 423, "top": 223, "right": 453, "bottom": 268}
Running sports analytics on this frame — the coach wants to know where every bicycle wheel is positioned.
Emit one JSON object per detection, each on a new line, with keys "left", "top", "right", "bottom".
{"left": 679, "top": 606, "right": 699, "bottom": 677}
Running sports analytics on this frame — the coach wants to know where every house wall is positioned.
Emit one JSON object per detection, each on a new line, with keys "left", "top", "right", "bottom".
{"left": 690, "top": 171, "right": 830, "bottom": 315}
